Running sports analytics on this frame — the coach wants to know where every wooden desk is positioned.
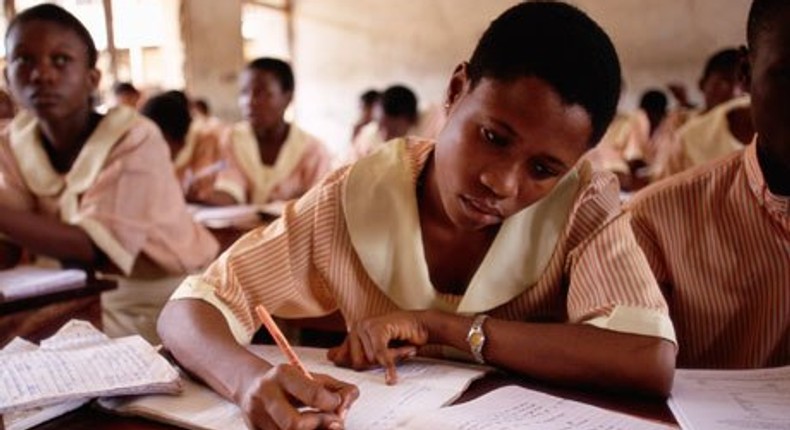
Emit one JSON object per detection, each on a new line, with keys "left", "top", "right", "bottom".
{"left": 0, "top": 279, "right": 116, "bottom": 346}
{"left": 29, "top": 370, "right": 677, "bottom": 429}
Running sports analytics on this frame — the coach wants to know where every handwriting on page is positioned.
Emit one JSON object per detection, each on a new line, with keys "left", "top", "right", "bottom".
{"left": 400, "top": 386, "right": 674, "bottom": 430}
{"left": 669, "top": 366, "right": 790, "bottom": 429}
{"left": 0, "top": 321, "right": 180, "bottom": 413}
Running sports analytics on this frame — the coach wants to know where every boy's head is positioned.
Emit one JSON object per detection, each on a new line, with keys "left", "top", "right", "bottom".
{"left": 113, "top": 81, "right": 141, "bottom": 108}
{"left": 141, "top": 90, "right": 192, "bottom": 153}
{"left": 465, "top": 0, "right": 621, "bottom": 145}
{"left": 698, "top": 48, "right": 742, "bottom": 110}
{"left": 746, "top": 0, "right": 790, "bottom": 170}
{"left": 239, "top": 57, "right": 294, "bottom": 130}
{"left": 378, "top": 84, "right": 418, "bottom": 140}
{"left": 359, "top": 89, "right": 381, "bottom": 121}
{"left": 4, "top": 3, "right": 100, "bottom": 121}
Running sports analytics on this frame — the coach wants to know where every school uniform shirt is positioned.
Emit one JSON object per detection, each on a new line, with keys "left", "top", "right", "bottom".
{"left": 0, "top": 106, "right": 220, "bottom": 341}
{"left": 626, "top": 140, "right": 789, "bottom": 368}
{"left": 174, "top": 120, "right": 224, "bottom": 196}
{"left": 652, "top": 96, "right": 751, "bottom": 181}
{"left": 172, "top": 137, "right": 675, "bottom": 355}
{"left": 214, "top": 121, "right": 331, "bottom": 204}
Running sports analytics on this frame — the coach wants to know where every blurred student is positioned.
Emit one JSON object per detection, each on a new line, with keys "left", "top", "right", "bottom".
{"left": 351, "top": 89, "right": 380, "bottom": 141}
{"left": 197, "top": 58, "right": 331, "bottom": 206}
{"left": 159, "top": 3, "right": 676, "bottom": 429}
{"left": 112, "top": 81, "right": 141, "bottom": 109}
{"left": 141, "top": 90, "right": 224, "bottom": 200}
{"left": 652, "top": 48, "right": 754, "bottom": 180}
{"left": 627, "top": 0, "right": 790, "bottom": 368}
{"left": 0, "top": 4, "right": 218, "bottom": 342}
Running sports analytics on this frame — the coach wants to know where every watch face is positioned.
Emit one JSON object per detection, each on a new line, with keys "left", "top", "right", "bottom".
{"left": 469, "top": 331, "right": 485, "bottom": 348}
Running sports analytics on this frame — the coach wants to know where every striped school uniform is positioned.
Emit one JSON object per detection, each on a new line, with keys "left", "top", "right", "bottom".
{"left": 627, "top": 141, "right": 790, "bottom": 368}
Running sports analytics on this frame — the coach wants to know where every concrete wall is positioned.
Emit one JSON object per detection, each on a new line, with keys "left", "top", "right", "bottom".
{"left": 180, "top": 0, "right": 752, "bottom": 156}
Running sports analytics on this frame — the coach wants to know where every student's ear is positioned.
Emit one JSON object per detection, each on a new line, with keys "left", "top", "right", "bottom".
{"left": 737, "top": 45, "right": 752, "bottom": 93}
{"left": 88, "top": 68, "right": 101, "bottom": 91}
{"left": 445, "top": 62, "right": 470, "bottom": 114}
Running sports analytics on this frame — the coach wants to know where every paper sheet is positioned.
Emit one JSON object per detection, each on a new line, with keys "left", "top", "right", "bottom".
{"left": 0, "top": 320, "right": 181, "bottom": 413}
{"left": 0, "top": 266, "right": 86, "bottom": 301}
{"left": 400, "top": 385, "right": 676, "bottom": 430}
{"left": 100, "top": 345, "right": 487, "bottom": 430}
{"left": 668, "top": 366, "right": 790, "bottom": 430}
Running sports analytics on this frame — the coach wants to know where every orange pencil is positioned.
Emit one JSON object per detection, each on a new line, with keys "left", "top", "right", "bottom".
{"left": 255, "top": 304, "right": 314, "bottom": 380}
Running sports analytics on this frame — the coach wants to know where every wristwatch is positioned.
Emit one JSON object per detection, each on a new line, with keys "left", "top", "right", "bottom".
{"left": 466, "top": 314, "right": 489, "bottom": 364}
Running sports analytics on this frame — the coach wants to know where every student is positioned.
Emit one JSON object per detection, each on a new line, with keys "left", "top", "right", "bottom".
{"left": 351, "top": 88, "right": 380, "bottom": 141}
{"left": 141, "top": 90, "right": 223, "bottom": 199}
{"left": 159, "top": 3, "right": 676, "bottom": 429}
{"left": 652, "top": 48, "right": 754, "bottom": 180}
{"left": 351, "top": 84, "right": 419, "bottom": 159}
{"left": 199, "top": 58, "right": 331, "bottom": 206}
{"left": 626, "top": 0, "right": 790, "bottom": 368}
{"left": 112, "top": 81, "right": 142, "bottom": 109}
{"left": 0, "top": 4, "right": 219, "bottom": 343}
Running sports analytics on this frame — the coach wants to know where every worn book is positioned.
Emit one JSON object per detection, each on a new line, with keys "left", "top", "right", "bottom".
{"left": 0, "top": 320, "right": 181, "bottom": 430}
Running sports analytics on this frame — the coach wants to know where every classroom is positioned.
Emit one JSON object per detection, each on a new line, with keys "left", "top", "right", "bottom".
{"left": 0, "top": 0, "right": 788, "bottom": 429}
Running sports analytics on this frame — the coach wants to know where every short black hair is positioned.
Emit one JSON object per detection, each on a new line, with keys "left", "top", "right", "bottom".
{"left": 639, "top": 89, "right": 668, "bottom": 115}
{"left": 381, "top": 85, "right": 418, "bottom": 123}
{"left": 700, "top": 48, "right": 740, "bottom": 82}
{"left": 113, "top": 81, "right": 139, "bottom": 96}
{"left": 5, "top": 3, "right": 98, "bottom": 68}
{"left": 747, "top": 0, "right": 789, "bottom": 49}
{"left": 193, "top": 98, "right": 210, "bottom": 115}
{"left": 360, "top": 89, "right": 381, "bottom": 107}
{"left": 141, "top": 90, "right": 192, "bottom": 143}
{"left": 466, "top": 1, "right": 621, "bottom": 145}
{"left": 247, "top": 57, "right": 294, "bottom": 93}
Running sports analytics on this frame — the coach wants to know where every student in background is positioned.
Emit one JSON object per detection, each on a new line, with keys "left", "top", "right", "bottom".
{"left": 352, "top": 84, "right": 419, "bottom": 158}
{"left": 112, "top": 81, "right": 141, "bottom": 109}
{"left": 141, "top": 90, "right": 223, "bottom": 200}
{"left": 652, "top": 48, "right": 754, "bottom": 180}
{"left": 627, "top": 0, "right": 790, "bottom": 368}
{"left": 351, "top": 88, "right": 380, "bottom": 141}
{"left": 159, "top": 3, "right": 676, "bottom": 428}
{"left": 0, "top": 4, "right": 218, "bottom": 343}
{"left": 190, "top": 97, "right": 224, "bottom": 133}
{"left": 198, "top": 58, "right": 331, "bottom": 206}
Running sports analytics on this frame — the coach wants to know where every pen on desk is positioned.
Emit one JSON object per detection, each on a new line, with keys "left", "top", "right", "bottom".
{"left": 255, "top": 304, "right": 314, "bottom": 380}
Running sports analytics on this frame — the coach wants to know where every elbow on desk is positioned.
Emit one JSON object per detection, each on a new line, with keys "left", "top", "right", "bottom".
{"left": 629, "top": 338, "right": 676, "bottom": 398}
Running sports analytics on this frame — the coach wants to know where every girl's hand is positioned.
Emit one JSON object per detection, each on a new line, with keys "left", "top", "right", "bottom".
{"left": 327, "top": 311, "right": 429, "bottom": 385}
{"left": 239, "top": 364, "right": 359, "bottom": 430}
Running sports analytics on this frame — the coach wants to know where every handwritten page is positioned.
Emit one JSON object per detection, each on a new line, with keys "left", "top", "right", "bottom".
{"left": 401, "top": 385, "right": 675, "bottom": 430}
{"left": 1, "top": 338, "right": 88, "bottom": 430}
{"left": 100, "top": 345, "right": 487, "bottom": 430}
{"left": 0, "top": 266, "right": 86, "bottom": 301}
{"left": 0, "top": 320, "right": 181, "bottom": 414}
{"left": 668, "top": 366, "right": 790, "bottom": 430}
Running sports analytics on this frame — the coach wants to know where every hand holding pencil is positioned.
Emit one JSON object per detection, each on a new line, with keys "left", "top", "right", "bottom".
{"left": 250, "top": 305, "right": 359, "bottom": 429}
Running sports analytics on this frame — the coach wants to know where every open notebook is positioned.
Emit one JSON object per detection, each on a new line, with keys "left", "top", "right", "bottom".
{"left": 99, "top": 345, "right": 488, "bottom": 430}
{"left": 0, "top": 320, "right": 181, "bottom": 430}
{"left": 0, "top": 266, "right": 87, "bottom": 301}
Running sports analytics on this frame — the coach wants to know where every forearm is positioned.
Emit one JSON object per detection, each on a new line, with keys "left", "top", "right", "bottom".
{"left": 422, "top": 310, "right": 675, "bottom": 397}
{"left": 157, "top": 299, "right": 272, "bottom": 403}
{"left": 0, "top": 207, "right": 96, "bottom": 264}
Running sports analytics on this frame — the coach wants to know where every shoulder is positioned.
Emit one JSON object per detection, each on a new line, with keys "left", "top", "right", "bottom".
{"left": 569, "top": 160, "right": 623, "bottom": 227}
{"left": 626, "top": 150, "right": 743, "bottom": 218}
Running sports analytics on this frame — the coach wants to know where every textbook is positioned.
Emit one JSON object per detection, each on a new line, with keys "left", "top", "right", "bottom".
{"left": 669, "top": 366, "right": 790, "bottom": 430}
{"left": 0, "top": 266, "right": 87, "bottom": 301}
{"left": 0, "top": 320, "right": 182, "bottom": 430}
{"left": 188, "top": 202, "right": 284, "bottom": 229}
{"left": 99, "top": 345, "right": 488, "bottom": 430}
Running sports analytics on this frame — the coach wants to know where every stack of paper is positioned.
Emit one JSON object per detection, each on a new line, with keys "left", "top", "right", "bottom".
{"left": 0, "top": 266, "right": 87, "bottom": 301}
{"left": 188, "top": 203, "right": 283, "bottom": 229}
{"left": 0, "top": 320, "right": 182, "bottom": 430}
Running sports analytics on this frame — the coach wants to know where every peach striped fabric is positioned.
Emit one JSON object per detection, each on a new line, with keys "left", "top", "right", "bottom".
{"left": 626, "top": 141, "right": 790, "bottom": 368}
{"left": 173, "top": 138, "right": 673, "bottom": 348}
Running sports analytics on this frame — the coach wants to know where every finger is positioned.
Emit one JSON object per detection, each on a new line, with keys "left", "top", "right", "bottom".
{"left": 277, "top": 365, "right": 346, "bottom": 412}
{"left": 348, "top": 331, "right": 369, "bottom": 370}
{"left": 326, "top": 342, "right": 347, "bottom": 365}
{"left": 356, "top": 327, "right": 399, "bottom": 384}
{"left": 314, "top": 374, "right": 360, "bottom": 419}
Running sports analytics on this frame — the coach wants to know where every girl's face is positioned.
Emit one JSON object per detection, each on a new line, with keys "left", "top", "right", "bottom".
{"left": 4, "top": 20, "right": 99, "bottom": 123}
{"left": 238, "top": 68, "right": 292, "bottom": 130}
{"left": 433, "top": 65, "right": 592, "bottom": 231}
